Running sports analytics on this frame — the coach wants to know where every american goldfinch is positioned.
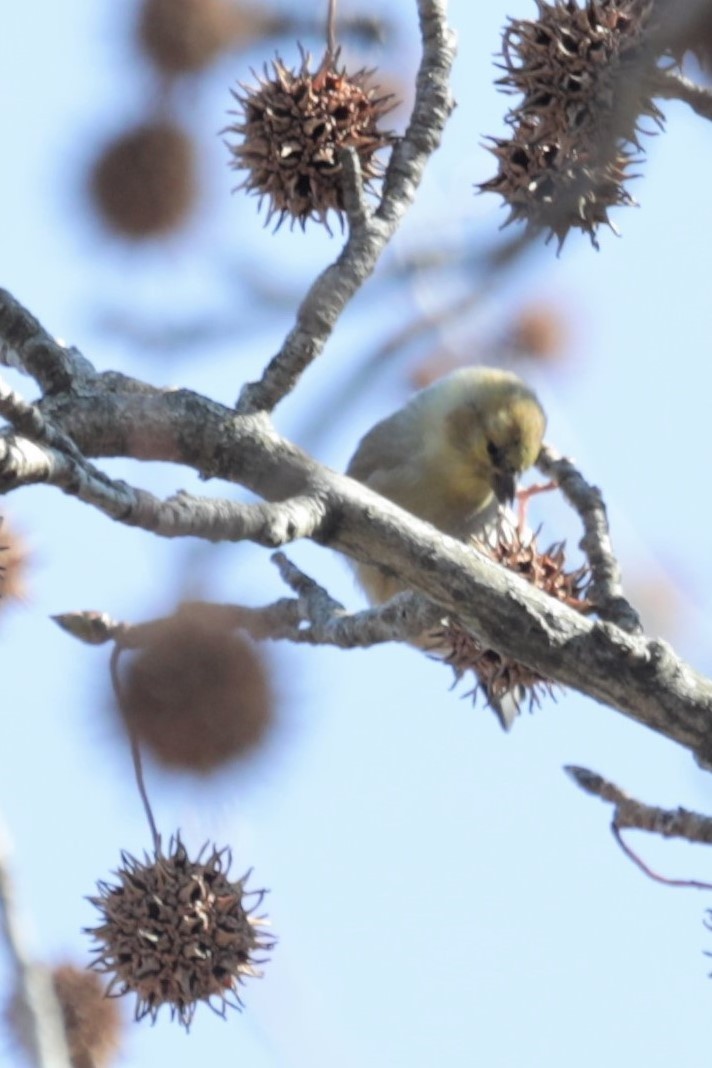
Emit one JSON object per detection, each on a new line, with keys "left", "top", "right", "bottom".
{"left": 346, "top": 366, "right": 546, "bottom": 603}
{"left": 347, "top": 366, "right": 547, "bottom": 731}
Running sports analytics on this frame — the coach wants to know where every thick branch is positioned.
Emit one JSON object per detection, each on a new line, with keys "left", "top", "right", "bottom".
{"left": 235, "top": 0, "right": 455, "bottom": 414}
{"left": 4, "top": 293, "right": 712, "bottom": 760}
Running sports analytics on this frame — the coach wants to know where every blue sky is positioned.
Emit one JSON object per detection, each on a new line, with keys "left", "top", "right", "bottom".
{"left": 4, "top": 2, "right": 712, "bottom": 1066}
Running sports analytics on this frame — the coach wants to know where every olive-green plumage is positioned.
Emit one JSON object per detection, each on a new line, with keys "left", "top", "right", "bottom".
{"left": 346, "top": 366, "right": 546, "bottom": 603}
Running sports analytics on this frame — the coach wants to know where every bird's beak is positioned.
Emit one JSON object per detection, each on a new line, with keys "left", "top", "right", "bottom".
{"left": 493, "top": 470, "right": 516, "bottom": 504}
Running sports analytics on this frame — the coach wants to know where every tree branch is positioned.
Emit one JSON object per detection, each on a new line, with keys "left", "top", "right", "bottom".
{"left": 235, "top": 0, "right": 456, "bottom": 415}
{"left": 54, "top": 556, "right": 443, "bottom": 651}
{"left": 566, "top": 765, "right": 712, "bottom": 889}
{"left": 0, "top": 432, "right": 328, "bottom": 545}
{"left": 0, "top": 288, "right": 95, "bottom": 394}
{"left": 4, "top": 290, "right": 712, "bottom": 760}
{"left": 652, "top": 69, "right": 712, "bottom": 122}
{"left": 566, "top": 765, "right": 712, "bottom": 844}
{"left": 537, "top": 445, "right": 642, "bottom": 633}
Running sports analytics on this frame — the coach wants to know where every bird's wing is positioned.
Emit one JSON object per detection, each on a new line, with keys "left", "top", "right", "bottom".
{"left": 346, "top": 409, "right": 426, "bottom": 500}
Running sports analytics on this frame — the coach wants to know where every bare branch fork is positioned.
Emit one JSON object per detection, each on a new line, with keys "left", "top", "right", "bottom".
{"left": 235, "top": 0, "right": 456, "bottom": 414}
{"left": 3, "top": 283, "right": 712, "bottom": 759}
{"left": 3, "top": 0, "right": 712, "bottom": 769}
{"left": 566, "top": 766, "right": 712, "bottom": 890}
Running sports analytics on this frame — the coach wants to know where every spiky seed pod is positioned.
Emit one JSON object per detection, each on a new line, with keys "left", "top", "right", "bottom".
{"left": 0, "top": 516, "right": 28, "bottom": 610}
{"left": 435, "top": 522, "right": 591, "bottom": 717}
{"left": 479, "top": 0, "right": 665, "bottom": 248}
{"left": 85, "top": 836, "right": 274, "bottom": 1028}
{"left": 137, "top": 0, "right": 269, "bottom": 75}
{"left": 89, "top": 122, "right": 197, "bottom": 239}
{"left": 6, "top": 963, "right": 123, "bottom": 1068}
{"left": 116, "top": 609, "right": 276, "bottom": 773}
{"left": 225, "top": 49, "right": 396, "bottom": 230}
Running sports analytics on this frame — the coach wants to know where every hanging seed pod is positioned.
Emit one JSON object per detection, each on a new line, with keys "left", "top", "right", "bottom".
{"left": 137, "top": 0, "right": 271, "bottom": 75}
{"left": 225, "top": 48, "right": 396, "bottom": 230}
{"left": 89, "top": 121, "right": 197, "bottom": 239}
{"left": 479, "top": 0, "right": 665, "bottom": 248}
{"left": 116, "top": 608, "right": 276, "bottom": 773}
{"left": 86, "top": 836, "right": 274, "bottom": 1028}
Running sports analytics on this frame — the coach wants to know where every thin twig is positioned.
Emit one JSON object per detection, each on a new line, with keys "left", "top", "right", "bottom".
{"left": 235, "top": 0, "right": 456, "bottom": 415}
{"left": 566, "top": 765, "right": 712, "bottom": 844}
{"left": 611, "top": 825, "right": 712, "bottom": 891}
{"left": 339, "top": 146, "right": 370, "bottom": 230}
{"left": 652, "top": 69, "right": 712, "bottom": 122}
{"left": 537, "top": 445, "right": 642, "bottom": 633}
{"left": 53, "top": 562, "right": 444, "bottom": 654}
{"left": 0, "top": 433, "right": 329, "bottom": 546}
{"left": 326, "top": 0, "right": 337, "bottom": 57}
{"left": 566, "top": 765, "right": 712, "bottom": 888}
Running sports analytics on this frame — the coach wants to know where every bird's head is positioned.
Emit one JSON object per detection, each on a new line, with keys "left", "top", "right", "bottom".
{"left": 439, "top": 369, "right": 546, "bottom": 504}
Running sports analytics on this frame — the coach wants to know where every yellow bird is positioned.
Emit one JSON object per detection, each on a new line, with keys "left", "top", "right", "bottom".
{"left": 346, "top": 366, "right": 546, "bottom": 729}
{"left": 346, "top": 366, "right": 547, "bottom": 604}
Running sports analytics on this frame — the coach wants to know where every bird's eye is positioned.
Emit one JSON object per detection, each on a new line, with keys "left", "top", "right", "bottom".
{"left": 486, "top": 440, "right": 502, "bottom": 466}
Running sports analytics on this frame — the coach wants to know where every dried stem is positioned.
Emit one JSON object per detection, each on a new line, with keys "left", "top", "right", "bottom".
{"left": 110, "top": 646, "right": 161, "bottom": 852}
{"left": 611, "top": 824, "right": 712, "bottom": 891}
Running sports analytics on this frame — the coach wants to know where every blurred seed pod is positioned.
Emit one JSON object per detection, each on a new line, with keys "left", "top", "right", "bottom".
{"left": 479, "top": 0, "right": 665, "bottom": 248}
{"left": 6, "top": 963, "right": 123, "bottom": 1068}
{"left": 89, "top": 121, "right": 197, "bottom": 239}
{"left": 137, "top": 0, "right": 273, "bottom": 75}
{"left": 86, "top": 835, "right": 274, "bottom": 1027}
{"left": 0, "top": 516, "right": 29, "bottom": 611}
{"left": 408, "top": 351, "right": 463, "bottom": 391}
{"left": 506, "top": 303, "right": 568, "bottom": 362}
{"left": 225, "top": 48, "right": 396, "bottom": 230}
{"left": 116, "top": 608, "right": 276, "bottom": 773}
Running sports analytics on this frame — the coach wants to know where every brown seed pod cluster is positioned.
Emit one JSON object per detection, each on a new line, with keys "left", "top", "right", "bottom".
{"left": 116, "top": 609, "right": 276, "bottom": 773}
{"left": 479, "top": 0, "right": 665, "bottom": 248}
{"left": 6, "top": 963, "right": 123, "bottom": 1068}
{"left": 86, "top": 836, "right": 274, "bottom": 1027}
{"left": 435, "top": 522, "right": 591, "bottom": 723}
{"left": 89, "top": 121, "right": 197, "bottom": 239}
{"left": 226, "top": 49, "right": 395, "bottom": 230}
{"left": 137, "top": 0, "right": 262, "bottom": 75}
